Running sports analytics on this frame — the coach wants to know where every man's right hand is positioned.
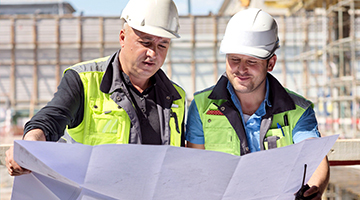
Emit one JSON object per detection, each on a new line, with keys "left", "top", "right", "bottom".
{"left": 5, "top": 145, "right": 31, "bottom": 176}
{"left": 5, "top": 128, "right": 46, "bottom": 176}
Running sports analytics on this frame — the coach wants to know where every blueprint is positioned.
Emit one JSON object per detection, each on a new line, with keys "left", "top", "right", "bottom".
{"left": 11, "top": 135, "right": 338, "bottom": 200}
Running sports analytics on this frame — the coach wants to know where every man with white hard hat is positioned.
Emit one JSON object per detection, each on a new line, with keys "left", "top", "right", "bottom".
{"left": 186, "top": 8, "right": 329, "bottom": 199}
{"left": 6, "top": 0, "right": 186, "bottom": 176}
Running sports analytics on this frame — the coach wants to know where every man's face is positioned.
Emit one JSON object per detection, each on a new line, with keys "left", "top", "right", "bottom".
{"left": 119, "top": 25, "right": 170, "bottom": 81}
{"left": 226, "top": 54, "right": 276, "bottom": 94}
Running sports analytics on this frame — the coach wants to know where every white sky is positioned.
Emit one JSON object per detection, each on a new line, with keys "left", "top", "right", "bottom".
{"left": 65, "top": 0, "right": 223, "bottom": 16}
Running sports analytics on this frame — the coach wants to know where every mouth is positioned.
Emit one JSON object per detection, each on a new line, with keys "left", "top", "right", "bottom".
{"left": 143, "top": 61, "right": 155, "bottom": 66}
{"left": 235, "top": 75, "right": 250, "bottom": 81}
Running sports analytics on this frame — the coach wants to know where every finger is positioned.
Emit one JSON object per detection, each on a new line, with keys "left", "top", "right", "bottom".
{"left": 5, "top": 145, "right": 31, "bottom": 176}
{"left": 8, "top": 166, "right": 31, "bottom": 176}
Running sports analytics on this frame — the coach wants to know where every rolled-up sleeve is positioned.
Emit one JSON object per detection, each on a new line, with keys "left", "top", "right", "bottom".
{"left": 292, "top": 107, "right": 320, "bottom": 143}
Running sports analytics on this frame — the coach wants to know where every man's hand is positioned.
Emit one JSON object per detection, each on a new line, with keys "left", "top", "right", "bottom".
{"left": 303, "top": 185, "right": 321, "bottom": 200}
{"left": 5, "top": 129, "right": 46, "bottom": 176}
{"left": 5, "top": 145, "right": 31, "bottom": 176}
{"left": 302, "top": 156, "right": 329, "bottom": 200}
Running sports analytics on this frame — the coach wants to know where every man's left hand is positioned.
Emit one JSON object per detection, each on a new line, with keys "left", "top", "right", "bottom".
{"left": 303, "top": 185, "right": 321, "bottom": 200}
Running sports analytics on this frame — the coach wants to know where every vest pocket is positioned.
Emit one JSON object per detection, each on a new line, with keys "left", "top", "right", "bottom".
{"left": 264, "top": 126, "right": 290, "bottom": 150}
{"left": 88, "top": 100, "right": 131, "bottom": 145}
{"left": 91, "top": 114, "right": 119, "bottom": 134}
{"left": 203, "top": 115, "right": 240, "bottom": 155}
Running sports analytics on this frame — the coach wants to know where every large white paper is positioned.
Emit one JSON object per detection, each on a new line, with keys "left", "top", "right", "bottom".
{"left": 11, "top": 135, "right": 338, "bottom": 200}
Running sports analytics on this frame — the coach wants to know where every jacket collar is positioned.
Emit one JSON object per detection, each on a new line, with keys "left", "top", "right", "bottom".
{"left": 209, "top": 72, "right": 295, "bottom": 115}
{"left": 100, "top": 50, "right": 122, "bottom": 94}
{"left": 100, "top": 50, "right": 181, "bottom": 101}
{"left": 208, "top": 72, "right": 231, "bottom": 100}
{"left": 265, "top": 73, "right": 296, "bottom": 116}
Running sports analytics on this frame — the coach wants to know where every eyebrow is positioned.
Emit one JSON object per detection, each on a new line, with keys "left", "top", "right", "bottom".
{"left": 160, "top": 40, "right": 170, "bottom": 44}
{"left": 141, "top": 36, "right": 170, "bottom": 44}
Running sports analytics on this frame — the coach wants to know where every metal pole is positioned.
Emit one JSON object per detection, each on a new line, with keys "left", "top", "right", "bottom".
{"left": 213, "top": 15, "right": 218, "bottom": 83}
{"left": 188, "top": 0, "right": 191, "bottom": 15}
{"left": 191, "top": 15, "right": 196, "bottom": 95}
{"left": 280, "top": 15, "right": 286, "bottom": 87}
{"left": 10, "top": 18, "right": 16, "bottom": 108}
{"left": 99, "top": 17, "right": 104, "bottom": 58}
{"left": 30, "top": 16, "right": 38, "bottom": 118}
{"left": 166, "top": 44, "right": 173, "bottom": 79}
{"left": 55, "top": 16, "right": 61, "bottom": 87}
{"left": 78, "top": 16, "right": 83, "bottom": 62}
{"left": 349, "top": 0, "right": 357, "bottom": 138}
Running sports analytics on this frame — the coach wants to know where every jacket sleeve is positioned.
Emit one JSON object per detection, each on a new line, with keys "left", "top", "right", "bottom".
{"left": 23, "top": 69, "right": 84, "bottom": 141}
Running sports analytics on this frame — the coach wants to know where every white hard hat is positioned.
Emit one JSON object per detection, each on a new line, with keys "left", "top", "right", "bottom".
{"left": 121, "top": 0, "right": 180, "bottom": 39}
{"left": 220, "top": 8, "right": 279, "bottom": 60}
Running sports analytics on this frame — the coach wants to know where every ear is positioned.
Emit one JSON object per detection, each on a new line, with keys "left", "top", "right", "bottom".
{"left": 119, "top": 29, "right": 126, "bottom": 48}
{"left": 267, "top": 54, "right": 277, "bottom": 72}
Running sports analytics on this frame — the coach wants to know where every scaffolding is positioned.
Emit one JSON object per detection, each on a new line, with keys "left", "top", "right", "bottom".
{"left": 1, "top": 2, "right": 360, "bottom": 139}
{"left": 270, "top": 0, "right": 360, "bottom": 139}
{"left": 0, "top": 14, "right": 232, "bottom": 119}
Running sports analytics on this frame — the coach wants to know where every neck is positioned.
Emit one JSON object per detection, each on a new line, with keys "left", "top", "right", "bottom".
{"left": 237, "top": 87, "right": 266, "bottom": 116}
{"left": 119, "top": 53, "right": 151, "bottom": 93}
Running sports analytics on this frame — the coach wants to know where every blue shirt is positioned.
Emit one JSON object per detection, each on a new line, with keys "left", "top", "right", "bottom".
{"left": 185, "top": 78, "right": 320, "bottom": 152}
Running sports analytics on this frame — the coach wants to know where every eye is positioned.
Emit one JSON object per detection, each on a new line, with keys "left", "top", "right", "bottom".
{"left": 248, "top": 60, "right": 257, "bottom": 65}
{"left": 140, "top": 41, "right": 151, "bottom": 46}
{"left": 231, "top": 58, "right": 240, "bottom": 62}
{"left": 158, "top": 44, "right": 167, "bottom": 49}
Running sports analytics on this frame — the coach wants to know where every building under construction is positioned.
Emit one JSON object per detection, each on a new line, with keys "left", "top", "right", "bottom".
{"left": 0, "top": 0, "right": 360, "bottom": 199}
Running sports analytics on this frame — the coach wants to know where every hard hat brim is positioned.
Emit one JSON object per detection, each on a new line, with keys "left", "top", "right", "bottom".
{"left": 129, "top": 24, "right": 180, "bottom": 39}
{"left": 220, "top": 41, "right": 275, "bottom": 60}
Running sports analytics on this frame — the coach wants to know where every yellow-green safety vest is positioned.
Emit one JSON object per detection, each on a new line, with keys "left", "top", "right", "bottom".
{"left": 62, "top": 56, "right": 185, "bottom": 146}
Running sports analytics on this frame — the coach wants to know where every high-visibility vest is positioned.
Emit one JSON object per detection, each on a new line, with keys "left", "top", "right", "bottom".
{"left": 194, "top": 78, "right": 312, "bottom": 156}
{"left": 62, "top": 56, "right": 185, "bottom": 146}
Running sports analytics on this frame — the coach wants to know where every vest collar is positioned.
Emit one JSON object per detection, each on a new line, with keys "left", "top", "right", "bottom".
{"left": 100, "top": 50, "right": 122, "bottom": 94}
{"left": 208, "top": 72, "right": 231, "bottom": 100}
{"left": 208, "top": 72, "right": 296, "bottom": 116}
{"left": 265, "top": 73, "right": 296, "bottom": 116}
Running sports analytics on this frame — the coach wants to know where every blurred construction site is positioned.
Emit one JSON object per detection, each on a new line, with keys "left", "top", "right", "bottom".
{"left": 1, "top": 0, "right": 360, "bottom": 199}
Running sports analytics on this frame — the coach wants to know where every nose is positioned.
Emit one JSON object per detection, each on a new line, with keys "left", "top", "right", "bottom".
{"left": 237, "top": 61, "right": 247, "bottom": 73}
{"left": 146, "top": 47, "right": 157, "bottom": 59}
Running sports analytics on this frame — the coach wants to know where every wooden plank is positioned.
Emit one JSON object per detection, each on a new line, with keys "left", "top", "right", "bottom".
{"left": 327, "top": 139, "right": 360, "bottom": 166}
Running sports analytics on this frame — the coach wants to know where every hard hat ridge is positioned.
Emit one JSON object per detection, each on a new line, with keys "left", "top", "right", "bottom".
{"left": 120, "top": 0, "right": 180, "bottom": 39}
{"left": 220, "top": 8, "right": 280, "bottom": 60}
